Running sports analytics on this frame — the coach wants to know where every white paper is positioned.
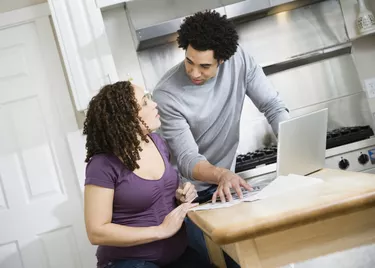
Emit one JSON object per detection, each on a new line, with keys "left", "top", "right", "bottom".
{"left": 189, "top": 174, "right": 324, "bottom": 211}
{"left": 248, "top": 174, "right": 323, "bottom": 200}
{"left": 189, "top": 188, "right": 260, "bottom": 211}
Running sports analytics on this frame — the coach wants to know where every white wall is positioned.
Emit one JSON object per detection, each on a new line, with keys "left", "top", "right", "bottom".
{"left": 0, "top": 0, "right": 46, "bottom": 13}
{"left": 352, "top": 36, "right": 375, "bottom": 116}
{"left": 102, "top": 7, "right": 146, "bottom": 88}
{"left": 344, "top": 0, "right": 375, "bottom": 117}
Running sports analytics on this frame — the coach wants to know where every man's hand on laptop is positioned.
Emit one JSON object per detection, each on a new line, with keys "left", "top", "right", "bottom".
{"left": 212, "top": 169, "right": 253, "bottom": 203}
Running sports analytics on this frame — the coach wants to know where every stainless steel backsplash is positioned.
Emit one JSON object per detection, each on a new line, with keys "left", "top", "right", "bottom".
{"left": 237, "top": 0, "right": 349, "bottom": 67}
{"left": 136, "top": 0, "right": 373, "bottom": 154}
{"left": 239, "top": 55, "right": 372, "bottom": 153}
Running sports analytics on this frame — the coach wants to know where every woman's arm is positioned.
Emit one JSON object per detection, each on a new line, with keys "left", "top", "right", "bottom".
{"left": 84, "top": 184, "right": 163, "bottom": 247}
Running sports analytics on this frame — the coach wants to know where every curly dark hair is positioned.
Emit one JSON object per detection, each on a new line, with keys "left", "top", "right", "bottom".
{"left": 177, "top": 10, "right": 239, "bottom": 61}
{"left": 83, "top": 81, "right": 149, "bottom": 171}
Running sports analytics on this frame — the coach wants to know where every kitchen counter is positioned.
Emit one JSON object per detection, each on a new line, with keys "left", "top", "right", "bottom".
{"left": 187, "top": 168, "right": 375, "bottom": 268}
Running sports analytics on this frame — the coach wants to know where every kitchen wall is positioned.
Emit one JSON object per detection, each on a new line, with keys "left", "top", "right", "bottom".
{"left": 0, "top": 0, "right": 46, "bottom": 13}
{"left": 352, "top": 36, "right": 375, "bottom": 115}
{"left": 103, "top": 6, "right": 146, "bottom": 88}
{"left": 102, "top": 0, "right": 375, "bottom": 154}
{"left": 340, "top": 0, "right": 375, "bottom": 117}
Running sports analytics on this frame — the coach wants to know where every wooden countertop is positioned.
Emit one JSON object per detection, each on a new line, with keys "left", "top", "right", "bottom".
{"left": 187, "top": 169, "right": 375, "bottom": 245}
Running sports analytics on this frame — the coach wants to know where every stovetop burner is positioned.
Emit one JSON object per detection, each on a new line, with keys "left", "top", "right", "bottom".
{"left": 235, "top": 125, "right": 374, "bottom": 173}
{"left": 326, "top": 126, "right": 373, "bottom": 149}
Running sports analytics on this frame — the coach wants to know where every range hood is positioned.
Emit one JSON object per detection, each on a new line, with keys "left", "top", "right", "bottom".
{"left": 125, "top": 0, "right": 327, "bottom": 51}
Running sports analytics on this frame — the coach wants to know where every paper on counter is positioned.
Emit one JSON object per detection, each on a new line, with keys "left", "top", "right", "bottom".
{"left": 244, "top": 174, "right": 324, "bottom": 201}
{"left": 189, "top": 174, "right": 324, "bottom": 211}
{"left": 189, "top": 188, "right": 260, "bottom": 211}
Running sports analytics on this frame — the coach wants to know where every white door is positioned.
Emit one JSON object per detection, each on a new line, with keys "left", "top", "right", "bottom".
{"left": 0, "top": 10, "right": 96, "bottom": 268}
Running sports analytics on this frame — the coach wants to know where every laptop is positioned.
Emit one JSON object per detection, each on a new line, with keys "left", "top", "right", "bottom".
{"left": 276, "top": 108, "right": 328, "bottom": 177}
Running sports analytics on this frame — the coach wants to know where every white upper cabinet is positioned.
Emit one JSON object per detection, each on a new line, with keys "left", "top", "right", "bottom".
{"left": 48, "top": 0, "right": 119, "bottom": 112}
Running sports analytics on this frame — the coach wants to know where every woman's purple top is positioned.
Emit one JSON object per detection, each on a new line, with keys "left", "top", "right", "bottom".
{"left": 85, "top": 133, "right": 187, "bottom": 266}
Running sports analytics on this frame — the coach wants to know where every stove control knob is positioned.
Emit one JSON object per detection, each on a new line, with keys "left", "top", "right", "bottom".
{"left": 358, "top": 153, "right": 369, "bottom": 165}
{"left": 339, "top": 158, "right": 350, "bottom": 170}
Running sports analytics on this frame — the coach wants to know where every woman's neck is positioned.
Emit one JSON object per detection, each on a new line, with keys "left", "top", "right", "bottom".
{"left": 138, "top": 133, "right": 151, "bottom": 150}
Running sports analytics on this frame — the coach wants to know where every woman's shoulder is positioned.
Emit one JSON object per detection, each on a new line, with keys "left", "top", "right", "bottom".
{"left": 86, "top": 153, "right": 124, "bottom": 176}
{"left": 85, "top": 153, "right": 130, "bottom": 188}
{"left": 87, "top": 153, "right": 116, "bottom": 165}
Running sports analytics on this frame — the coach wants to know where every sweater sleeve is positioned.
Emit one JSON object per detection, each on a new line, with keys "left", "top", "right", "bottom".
{"left": 240, "top": 46, "right": 290, "bottom": 135}
{"left": 153, "top": 90, "right": 206, "bottom": 179}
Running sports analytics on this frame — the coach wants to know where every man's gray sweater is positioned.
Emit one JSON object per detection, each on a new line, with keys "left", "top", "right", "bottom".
{"left": 153, "top": 46, "right": 289, "bottom": 191}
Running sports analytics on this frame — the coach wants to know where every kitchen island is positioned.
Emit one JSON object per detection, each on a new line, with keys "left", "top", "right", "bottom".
{"left": 187, "top": 169, "right": 375, "bottom": 268}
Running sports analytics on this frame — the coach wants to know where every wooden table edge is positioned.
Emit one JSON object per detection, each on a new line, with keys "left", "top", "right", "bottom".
{"left": 188, "top": 190, "right": 375, "bottom": 245}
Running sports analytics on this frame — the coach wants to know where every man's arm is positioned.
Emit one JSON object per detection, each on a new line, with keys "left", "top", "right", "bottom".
{"left": 153, "top": 90, "right": 212, "bottom": 182}
{"left": 242, "top": 49, "right": 290, "bottom": 135}
{"left": 153, "top": 91, "right": 237, "bottom": 187}
{"left": 153, "top": 90, "right": 251, "bottom": 202}
{"left": 192, "top": 161, "right": 223, "bottom": 184}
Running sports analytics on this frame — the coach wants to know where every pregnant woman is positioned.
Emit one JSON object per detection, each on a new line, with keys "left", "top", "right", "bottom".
{"left": 83, "top": 81, "right": 212, "bottom": 268}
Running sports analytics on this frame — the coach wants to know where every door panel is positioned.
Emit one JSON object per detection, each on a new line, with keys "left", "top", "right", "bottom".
{"left": 0, "top": 17, "right": 96, "bottom": 268}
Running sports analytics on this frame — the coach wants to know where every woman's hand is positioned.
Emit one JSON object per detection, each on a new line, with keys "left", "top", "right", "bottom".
{"left": 176, "top": 182, "right": 198, "bottom": 203}
{"left": 157, "top": 202, "right": 198, "bottom": 239}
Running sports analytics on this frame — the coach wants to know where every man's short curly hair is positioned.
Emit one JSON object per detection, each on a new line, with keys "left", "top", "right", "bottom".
{"left": 177, "top": 10, "right": 239, "bottom": 61}
{"left": 83, "top": 81, "right": 149, "bottom": 171}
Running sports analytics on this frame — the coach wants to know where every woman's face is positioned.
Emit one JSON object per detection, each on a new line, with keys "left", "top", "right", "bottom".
{"left": 133, "top": 84, "right": 161, "bottom": 133}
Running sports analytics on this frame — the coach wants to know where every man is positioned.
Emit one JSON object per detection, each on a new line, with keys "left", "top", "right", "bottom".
{"left": 153, "top": 10, "right": 290, "bottom": 204}
{"left": 153, "top": 10, "right": 290, "bottom": 268}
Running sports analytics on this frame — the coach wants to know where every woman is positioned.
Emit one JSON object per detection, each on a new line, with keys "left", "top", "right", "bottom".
{"left": 83, "top": 81, "right": 211, "bottom": 268}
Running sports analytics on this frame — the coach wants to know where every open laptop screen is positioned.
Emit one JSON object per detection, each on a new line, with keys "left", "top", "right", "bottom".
{"left": 276, "top": 108, "right": 328, "bottom": 177}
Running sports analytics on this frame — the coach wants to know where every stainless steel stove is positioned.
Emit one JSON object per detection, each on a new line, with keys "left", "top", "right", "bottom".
{"left": 236, "top": 125, "right": 375, "bottom": 183}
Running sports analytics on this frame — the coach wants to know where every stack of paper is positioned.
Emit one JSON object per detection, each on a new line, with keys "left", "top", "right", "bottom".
{"left": 247, "top": 174, "right": 323, "bottom": 200}
{"left": 189, "top": 174, "right": 323, "bottom": 211}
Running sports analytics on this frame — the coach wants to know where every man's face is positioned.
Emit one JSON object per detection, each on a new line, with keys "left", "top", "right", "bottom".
{"left": 184, "top": 45, "right": 222, "bottom": 85}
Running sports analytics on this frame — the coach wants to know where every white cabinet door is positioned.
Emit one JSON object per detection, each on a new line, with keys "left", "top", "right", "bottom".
{"left": 48, "top": 0, "right": 119, "bottom": 111}
{"left": 0, "top": 11, "right": 96, "bottom": 268}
